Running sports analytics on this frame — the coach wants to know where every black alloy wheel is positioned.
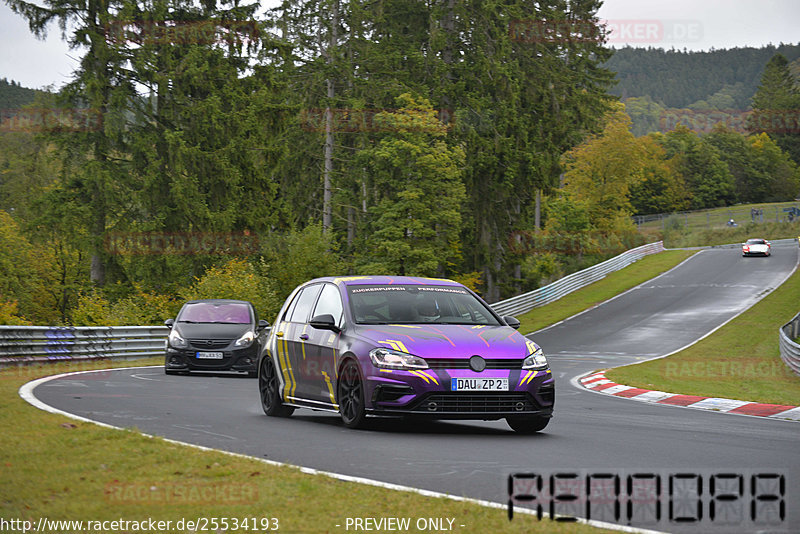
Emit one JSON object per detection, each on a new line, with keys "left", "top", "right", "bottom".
{"left": 338, "top": 360, "right": 367, "bottom": 428}
{"left": 259, "top": 357, "right": 294, "bottom": 417}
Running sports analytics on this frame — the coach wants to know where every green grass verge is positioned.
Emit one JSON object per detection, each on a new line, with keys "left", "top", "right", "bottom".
{"left": 1, "top": 359, "right": 610, "bottom": 533}
{"left": 518, "top": 249, "right": 696, "bottom": 335}
{"left": 606, "top": 265, "right": 800, "bottom": 406}
{"left": 637, "top": 200, "right": 800, "bottom": 232}
{"left": 663, "top": 221, "right": 800, "bottom": 249}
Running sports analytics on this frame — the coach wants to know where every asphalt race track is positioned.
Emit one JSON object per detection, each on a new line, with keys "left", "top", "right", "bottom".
{"left": 31, "top": 244, "right": 800, "bottom": 533}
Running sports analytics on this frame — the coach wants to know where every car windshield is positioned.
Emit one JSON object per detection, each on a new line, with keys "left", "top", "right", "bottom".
{"left": 177, "top": 302, "right": 252, "bottom": 324}
{"left": 746, "top": 239, "right": 766, "bottom": 244}
{"left": 347, "top": 285, "right": 501, "bottom": 326}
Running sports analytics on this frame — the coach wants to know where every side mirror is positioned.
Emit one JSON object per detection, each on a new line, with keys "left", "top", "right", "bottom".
{"left": 503, "top": 315, "right": 521, "bottom": 330}
{"left": 164, "top": 318, "right": 174, "bottom": 329}
{"left": 309, "top": 314, "right": 340, "bottom": 332}
{"left": 258, "top": 319, "right": 270, "bottom": 330}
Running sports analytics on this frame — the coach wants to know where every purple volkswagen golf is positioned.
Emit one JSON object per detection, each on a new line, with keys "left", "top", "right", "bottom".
{"left": 257, "top": 276, "right": 554, "bottom": 433}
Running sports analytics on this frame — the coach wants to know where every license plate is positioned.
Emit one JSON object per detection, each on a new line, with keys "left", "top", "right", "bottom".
{"left": 196, "top": 352, "right": 224, "bottom": 359}
{"left": 451, "top": 378, "right": 508, "bottom": 391}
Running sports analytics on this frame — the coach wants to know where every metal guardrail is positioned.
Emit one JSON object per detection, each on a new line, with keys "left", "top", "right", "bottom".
{"left": 490, "top": 241, "right": 665, "bottom": 317}
{"left": 0, "top": 325, "right": 167, "bottom": 368}
{"left": 779, "top": 312, "right": 800, "bottom": 377}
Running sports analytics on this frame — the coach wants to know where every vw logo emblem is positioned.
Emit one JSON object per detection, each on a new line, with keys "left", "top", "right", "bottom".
{"left": 469, "top": 355, "right": 486, "bottom": 372}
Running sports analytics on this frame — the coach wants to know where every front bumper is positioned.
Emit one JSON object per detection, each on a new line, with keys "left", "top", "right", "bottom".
{"left": 365, "top": 367, "right": 555, "bottom": 419}
{"left": 165, "top": 345, "right": 258, "bottom": 372}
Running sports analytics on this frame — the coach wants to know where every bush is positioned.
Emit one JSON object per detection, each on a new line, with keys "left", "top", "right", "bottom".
{"left": 261, "top": 224, "right": 345, "bottom": 303}
{"left": 0, "top": 210, "right": 62, "bottom": 324}
{"left": 0, "top": 300, "right": 31, "bottom": 325}
{"left": 181, "top": 259, "right": 281, "bottom": 322}
{"left": 71, "top": 286, "right": 179, "bottom": 326}
{"left": 70, "top": 291, "right": 113, "bottom": 326}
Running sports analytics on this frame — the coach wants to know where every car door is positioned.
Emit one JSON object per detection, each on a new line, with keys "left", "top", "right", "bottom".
{"left": 282, "top": 283, "right": 322, "bottom": 401}
{"left": 305, "top": 283, "right": 344, "bottom": 405}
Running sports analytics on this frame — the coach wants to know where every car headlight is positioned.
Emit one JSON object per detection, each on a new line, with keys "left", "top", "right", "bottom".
{"left": 168, "top": 329, "right": 188, "bottom": 349}
{"left": 522, "top": 348, "right": 548, "bottom": 370}
{"left": 369, "top": 347, "right": 429, "bottom": 369}
{"left": 234, "top": 331, "right": 255, "bottom": 348}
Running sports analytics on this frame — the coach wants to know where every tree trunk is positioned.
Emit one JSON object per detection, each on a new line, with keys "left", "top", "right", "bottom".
{"left": 322, "top": 0, "right": 339, "bottom": 232}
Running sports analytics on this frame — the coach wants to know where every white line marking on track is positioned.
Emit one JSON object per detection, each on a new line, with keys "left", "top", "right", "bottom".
{"left": 131, "top": 372, "right": 162, "bottom": 381}
{"left": 172, "top": 424, "right": 237, "bottom": 440}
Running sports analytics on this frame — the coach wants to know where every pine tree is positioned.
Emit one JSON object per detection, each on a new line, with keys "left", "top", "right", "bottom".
{"left": 748, "top": 53, "right": 800, "bottom": 164}
{"left": 5, "top": 0, "right": 135, "bottom": 285}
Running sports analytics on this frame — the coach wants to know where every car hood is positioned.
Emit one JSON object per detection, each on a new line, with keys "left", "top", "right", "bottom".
{"left": 173, "top": 323, "right": 252, "bottom": 339}
{"left": 351, "top": 324, "right": 539, "bottom": 359}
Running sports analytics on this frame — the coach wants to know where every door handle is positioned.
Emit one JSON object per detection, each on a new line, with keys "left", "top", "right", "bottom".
{"left": 299, "top": 334, "right": 309, "bottom": 340}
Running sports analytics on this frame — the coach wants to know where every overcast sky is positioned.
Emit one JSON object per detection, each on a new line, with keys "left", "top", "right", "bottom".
{"left": 1, "top": 0, "right": 799, "bottom": 90}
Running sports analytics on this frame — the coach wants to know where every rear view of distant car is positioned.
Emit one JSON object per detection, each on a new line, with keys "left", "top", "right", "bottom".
{"left": 164, "top": 299, "right": 269, "bottom": 376}
{"left": 742, "top": 238, "right": 771, "bottom": 257}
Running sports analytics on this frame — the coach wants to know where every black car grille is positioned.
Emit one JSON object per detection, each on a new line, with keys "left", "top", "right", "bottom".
{"left": 410, "top": 393, "right": 536, "bottom": 413}
{"left": 191, "top": 356, "right": 233, "bottom": 368}
{"left": 423, "top": 358, "right": 523, "bottom": 370}
{"left": 189, "top": 339, "right": 233, "bottom": 350}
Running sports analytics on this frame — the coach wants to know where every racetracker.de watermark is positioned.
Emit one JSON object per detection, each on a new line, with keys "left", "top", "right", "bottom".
{"left": 0, "top": 359, "right": 115, "bottom": 381}
{"left": 105, "top": 481, "right": 258, "bottom": 505}
{"left": 509, "top": 19, "right": 702, "bottom": 45}
{"left": 664, "top": 361, "right": 795, "bottom": 379}
{"left": 0, "top": 108, "right": 102, "bottom": 133}
{"left": 104, "top": 19, "right": 260, "bottom": 46}
{"left": 104, "top": 232, "right": 260, "bottom": 256}
{"left": 660, "top": 109, "right": 800, "bottom": 134}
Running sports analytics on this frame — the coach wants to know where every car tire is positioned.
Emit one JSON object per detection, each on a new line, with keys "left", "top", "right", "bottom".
{"left": 259, "top": 357, "right": 294, "bottom": 417}
{"left": 164, "top": 368, "right": 181, "bottom": 375}
{"left": 338, "top": 360, "right": 367, "bottom": 429}
{"left": 506, "top": 416, "right": 550, "bottom": 434}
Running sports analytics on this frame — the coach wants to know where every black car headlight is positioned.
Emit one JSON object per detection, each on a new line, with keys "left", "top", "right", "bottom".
{"left": 369, "top": 347, "right": 429, "bottom": 370}
{"left": 522, "top": 348, "right": 548, "bottom": 370}
{"left": 168, "top": 329, "right": 188, "bottom": 349}
{"left": 234, "top": 330, "right": 255, "bottom": 348}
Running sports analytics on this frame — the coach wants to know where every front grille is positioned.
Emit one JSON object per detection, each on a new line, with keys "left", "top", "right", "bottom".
{"left": 423, "top": 358, "right": 523, "bottom": 370}
{"left": 191, "top": 356, "right": 232, "bottom": 368}
{"left": 189, "top": 339, "right": 233, "bottom": 350}
{"left": 410, "top": 393, "right": 535, "bottom": 413}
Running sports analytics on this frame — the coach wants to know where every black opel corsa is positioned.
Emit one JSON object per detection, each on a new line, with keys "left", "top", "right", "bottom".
{"left": 164, "top": 299, "right": 269, "bottom": 376}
